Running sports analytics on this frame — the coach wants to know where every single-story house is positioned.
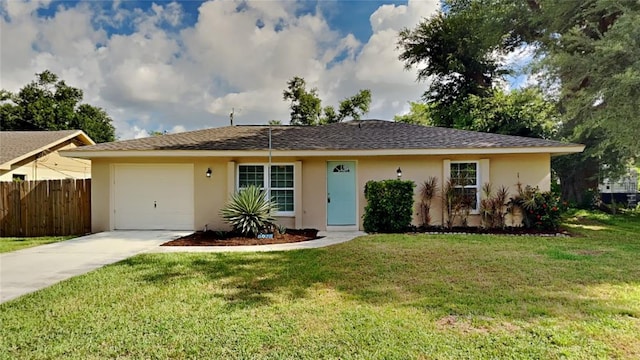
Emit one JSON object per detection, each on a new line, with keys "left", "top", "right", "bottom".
{"left": 0, "top": 130, "right": 94, "bottom": 181}
{"left": 62, "top": 120, "right": 584, "bottom": 232}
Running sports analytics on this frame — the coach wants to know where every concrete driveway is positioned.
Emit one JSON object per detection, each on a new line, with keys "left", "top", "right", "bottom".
{"left": 0, "top": 231, "right": 189, "bottom": 303}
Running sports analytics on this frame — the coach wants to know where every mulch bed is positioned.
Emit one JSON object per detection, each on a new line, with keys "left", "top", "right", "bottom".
{"left": 161, "top": 229, "right": 321, "bottom": 246}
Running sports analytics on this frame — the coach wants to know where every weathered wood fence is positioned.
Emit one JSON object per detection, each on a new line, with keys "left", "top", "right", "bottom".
{"left": 0, "top": 179, "right": 91, "bottom": 237}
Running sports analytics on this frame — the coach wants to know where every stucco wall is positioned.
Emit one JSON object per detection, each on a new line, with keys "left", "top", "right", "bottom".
{"left": 87, "top": 153, "right": 551, "bottom": 233}
{"left": 0, "top": 143, "right": 90, "bottom": 181}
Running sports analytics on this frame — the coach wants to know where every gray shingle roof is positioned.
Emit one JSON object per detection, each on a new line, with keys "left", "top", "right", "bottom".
{"left": 69, "top": 120, "right": 580, "bottom": 152}
{"left": 0, "top": 130, "right": 88, "bottom": 166}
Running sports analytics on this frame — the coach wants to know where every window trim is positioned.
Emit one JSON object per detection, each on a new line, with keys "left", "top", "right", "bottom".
{"left": 450, "top": 160, "right": 480, "bottom": 214}
{"left": 237, "top": 163, "right": 295, "bottom": 216}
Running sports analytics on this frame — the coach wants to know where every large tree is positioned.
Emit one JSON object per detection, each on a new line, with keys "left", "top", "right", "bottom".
{"left": 283, "top": 76, "right": 371, "bottom": 125}
{"left": 0, "top": 70, "right": 115, "bottom": 143}
{"left": 397, "top": 0, "right": 640, "bottom": 203}
{"left": 396, "top": 88, "right": 558, "bottom": 139}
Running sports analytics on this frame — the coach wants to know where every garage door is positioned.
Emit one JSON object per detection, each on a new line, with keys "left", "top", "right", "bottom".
{"left": 114, "top": 164, "right": 194, "bottom": 230}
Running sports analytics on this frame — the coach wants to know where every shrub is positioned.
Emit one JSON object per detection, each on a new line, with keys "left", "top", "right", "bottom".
{"left": 442, "top": 177, "right": 474, "bottom": 228}
{"left": 480, "top": 183, "right": 509, "bottom": 229}
{"left": 363, "top": 179, "right": 416, "bottom": 233}
{"left": 508, "top": 185, "right": 568, "bottom": 231}
{"left": 220, "top": 185, "right": 277, "bottom": 237}
{"left": 419, "top": 176, "right": 439, "bottom": 226}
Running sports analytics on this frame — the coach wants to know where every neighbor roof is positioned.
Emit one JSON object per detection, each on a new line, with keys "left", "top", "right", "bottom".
{"left": 0, "top": 130, "right": 95, "bottom": 170}
{"left": 63, "top": 120, "right": 584, "bottom": 156}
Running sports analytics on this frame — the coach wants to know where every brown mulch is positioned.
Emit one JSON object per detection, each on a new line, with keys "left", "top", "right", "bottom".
{"left": 161, "top": 230, "right": 321, "bottom": 246}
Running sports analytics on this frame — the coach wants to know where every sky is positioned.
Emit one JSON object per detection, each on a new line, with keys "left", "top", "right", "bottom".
{"left": 0, "top": 0, "right": 443, "bottom": 140}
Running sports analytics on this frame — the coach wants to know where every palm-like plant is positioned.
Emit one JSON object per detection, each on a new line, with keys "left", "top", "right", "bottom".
{"left": 419, "top": 176, "right": 439, "bottom": 227}
{"left": 220, "top": 186, "right": 277, "bottom": 237}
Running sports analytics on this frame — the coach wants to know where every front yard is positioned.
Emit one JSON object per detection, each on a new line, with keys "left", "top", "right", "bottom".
{"left": 0, "top": 236, "right": 74, "bottom": 253}
{"left": 1, "top": 211, "right": 639, "bottom": 359}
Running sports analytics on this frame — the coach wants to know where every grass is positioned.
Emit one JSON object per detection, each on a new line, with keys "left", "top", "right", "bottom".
{"left": 1, "top": 211, "right": 639, "bottom": 359}
{"left": 0, "top": 236, "right": 74, "bottom": 253}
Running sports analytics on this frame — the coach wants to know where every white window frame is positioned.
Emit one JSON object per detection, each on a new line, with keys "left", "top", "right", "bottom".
{"left": 450, "top": 161, "right": 480, "bottom": 214}
{"left": 237, "top": 163, "right": 295, "bottom": 216}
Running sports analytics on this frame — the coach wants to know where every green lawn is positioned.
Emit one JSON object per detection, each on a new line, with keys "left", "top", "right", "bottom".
{"left": 1, "top": 211, "right": 639, "bottom": 359}
{"left": 0, "top": 236, "right": 74, "bottom": 253}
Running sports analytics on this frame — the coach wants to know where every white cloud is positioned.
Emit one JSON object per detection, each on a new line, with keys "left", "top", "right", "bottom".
{"left": 0, "top": 0, "right": 439, "bottom": 139}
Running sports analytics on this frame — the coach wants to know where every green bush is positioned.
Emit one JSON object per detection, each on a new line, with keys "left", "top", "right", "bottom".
{"left": 220, "top": 185, "right": 277, "bottom": 237}
{"left": 363, "top": 179, "right": 416, "bottom": 233}
{"left": 509, "top": 185, "right": 568, "bottom": 231}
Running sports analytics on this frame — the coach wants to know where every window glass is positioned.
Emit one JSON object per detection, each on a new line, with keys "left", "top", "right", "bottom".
{"left": 271, "top": 165, "right": 294, "bottom": 188}
{"left": 450, "top": 162, "right": 479, "bottom": 210}
{"left": 238, "top": 165, "right": 294, "bottom": 213}
{"left": 271, "top": 165, "right": 294, "bottom": 212}
{"left": 238, "top": 165, "right": 264, "bottom": 188}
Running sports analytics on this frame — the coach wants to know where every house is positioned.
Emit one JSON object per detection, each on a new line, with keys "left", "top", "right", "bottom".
{"left": 61, "top": 120, "right": 584, "bottom": 232}
{"left": 0, "top": 130, "right": 94, "bottom": 181}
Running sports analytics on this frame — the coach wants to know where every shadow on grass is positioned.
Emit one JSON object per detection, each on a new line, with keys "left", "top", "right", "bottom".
{"left": 120, "top": 250, "right": 331, "bottom": 309}
{"left": 117, "top": 228, "right": 640, "bottom": 320}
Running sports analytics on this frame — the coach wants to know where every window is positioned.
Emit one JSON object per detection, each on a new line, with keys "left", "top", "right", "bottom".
{"left": 450, "top": 162, "right": 479, "bottom": 210}
{"left": 238, "top": 164, "right": 294, "bottom": 213}
{"left": 12, "top": 174, "right": 26, "bottom": 182}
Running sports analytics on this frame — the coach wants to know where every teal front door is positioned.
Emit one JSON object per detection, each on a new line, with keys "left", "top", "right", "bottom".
{"left": 327, "top": 161, "right": 356, "bottom": 226}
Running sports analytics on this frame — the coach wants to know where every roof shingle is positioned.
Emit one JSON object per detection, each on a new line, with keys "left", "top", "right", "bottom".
{"left": 0, "top": 130, "right": 89, "bottom": 166}
{"left": 69, "top": 120, "right": 581, "bottom": 152}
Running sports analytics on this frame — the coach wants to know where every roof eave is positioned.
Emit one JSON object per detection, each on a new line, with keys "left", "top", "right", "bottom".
{"left": 61, "top": 145, "right": 586, "bottom": 159}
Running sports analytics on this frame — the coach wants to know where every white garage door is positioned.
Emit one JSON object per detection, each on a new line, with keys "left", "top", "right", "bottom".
{"left": 114, "top": 164, "right": 194, "bottom": 230}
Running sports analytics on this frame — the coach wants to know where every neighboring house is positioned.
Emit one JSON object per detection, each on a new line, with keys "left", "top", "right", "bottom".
{"left": 598, "top": 168, "right": 638, "bottom": 207}
{"left": 62, "top": 120, "right": 584, "bottom": 232}
{"left": 0, "top": 130, "right": 94, "bottom": 181}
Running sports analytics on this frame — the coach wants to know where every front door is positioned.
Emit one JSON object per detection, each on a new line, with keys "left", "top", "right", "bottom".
{"left": 327, "top": 161, "right": 356, "bottom": 226}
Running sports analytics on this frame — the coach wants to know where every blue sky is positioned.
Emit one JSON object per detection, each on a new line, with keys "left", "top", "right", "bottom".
{"left": 1, "top": 0, "right": 440, "bottom": 139}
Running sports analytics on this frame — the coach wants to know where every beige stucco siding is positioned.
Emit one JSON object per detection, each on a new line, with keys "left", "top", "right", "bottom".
{"left": 87, "top": 153, "right": 551, "bottom": 232}
{"left": 0, "top": 143, "right": 90, "bottom": 181}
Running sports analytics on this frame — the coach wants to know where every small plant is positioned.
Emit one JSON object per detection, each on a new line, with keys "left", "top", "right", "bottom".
{"left": 419, "top": 176, "right": 439, "bottom": 227}
{"left": 220, "top": 185, "right": 277, "bottom": 237}
{"left": 508, "top": 185, "right": 568, "bottom": 231}
{"left": 277, "top": 224, "right": 287, "bottom": 235}
{"left": 480, "top": 183, "right": 509, "bottom": 229}
{"left": 363, "top": 179, "right": 416, "bottom": 233}
{"left": 442, "top": 177, "right": 473, "bottom": 229}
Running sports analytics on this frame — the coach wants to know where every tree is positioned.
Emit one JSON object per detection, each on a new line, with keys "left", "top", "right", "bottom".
{"left": 282, "top": 76, "right": 321, "bottom": 126}
{"left": 395, "top": 88, "right": 557, "bottom": 138}
{"left": 1, "top": 70, "right": 116, "bottom": 142}
{"left": 394, "top": 102, "right": 433, "bottom": 125}
{"left": 397, "top": 0, "right": 640, "bottom": 204}
{"left": 283, "top": 76, "right": 371, "bottom": 125}
{"left": 268, "top": 120, "right": 282, "bottom": 125}
{"left": 466, "top": 88, "right": 558, "bottom": 139}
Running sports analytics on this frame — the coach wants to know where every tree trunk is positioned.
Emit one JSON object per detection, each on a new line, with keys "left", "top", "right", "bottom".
{"left": 553, "top": 154, "right": 599, "bottom": 205}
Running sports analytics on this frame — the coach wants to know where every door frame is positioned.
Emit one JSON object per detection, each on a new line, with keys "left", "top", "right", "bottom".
{"left": 110, "top": 163, "right": 195, "bottom": 230}
{"left": 326, "top": 160, "right": 358, "bottom": 231}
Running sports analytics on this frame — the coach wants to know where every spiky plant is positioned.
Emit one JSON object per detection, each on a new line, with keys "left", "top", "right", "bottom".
{"left": 419, "top": 176, "right": 439, "bottom": 226}
{"left": 220, "top": 186, "right": 277, "bottom": 237}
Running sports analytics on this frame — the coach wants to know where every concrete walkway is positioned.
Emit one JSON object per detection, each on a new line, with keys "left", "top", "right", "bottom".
{"left": 0, "top": 231, "right": 364, "bottom": 303}
{"left": 0, "top": 231, "right": 189, "bottom": 303}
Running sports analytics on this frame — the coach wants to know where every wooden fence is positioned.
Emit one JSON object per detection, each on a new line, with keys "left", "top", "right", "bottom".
{"left": 0, "top": 179, "right": 91, "bottom": 237}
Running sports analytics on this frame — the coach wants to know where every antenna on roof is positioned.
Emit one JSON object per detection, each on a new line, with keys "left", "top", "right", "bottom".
{"left": 230, "top": 108, "right": 234, "bottom": 126}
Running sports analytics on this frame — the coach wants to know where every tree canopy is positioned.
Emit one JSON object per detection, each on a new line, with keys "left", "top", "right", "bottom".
{"left": 0, "top": 70, "right": 115, "bottom": 143}
{"left": 283, "top": 76, "right": 371, "bottom": 125}
{"left": 397, "top": 0, "right": 640, "bottom": 203}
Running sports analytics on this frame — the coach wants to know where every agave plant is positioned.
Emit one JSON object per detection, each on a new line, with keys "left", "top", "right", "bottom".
{"left": 220, "top": 185, "right": 277, "bottom": 237}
